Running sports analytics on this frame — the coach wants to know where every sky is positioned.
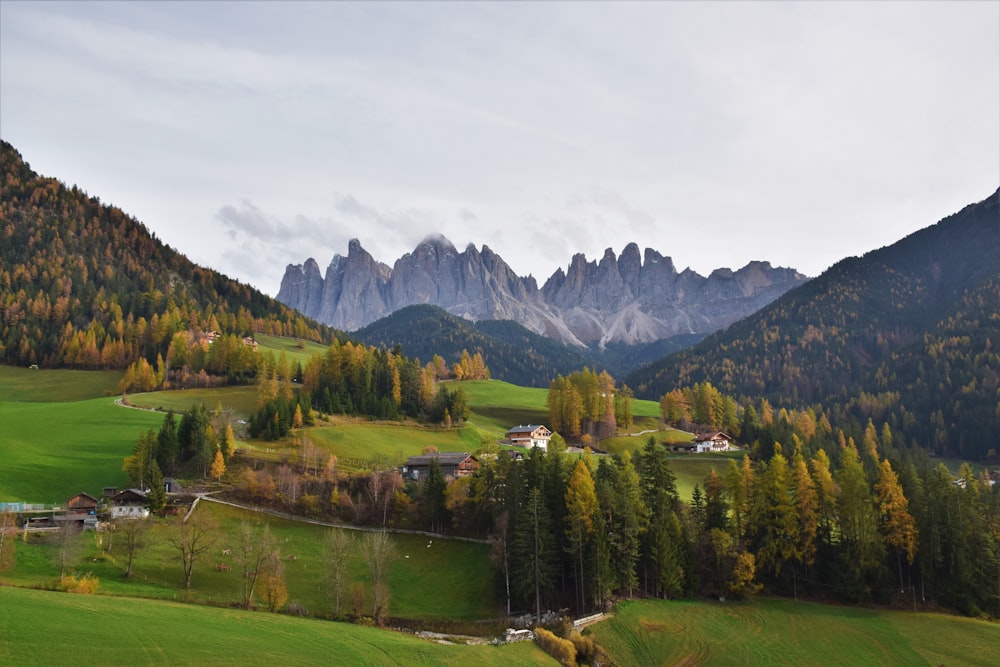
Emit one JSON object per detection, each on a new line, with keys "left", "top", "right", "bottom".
{"left": 1, "top": 1, "right": 997, "bottom": 297}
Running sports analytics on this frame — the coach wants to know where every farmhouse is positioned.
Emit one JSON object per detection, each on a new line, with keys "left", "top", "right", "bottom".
{"left": 403, "top": 452, "right": 479, "bottom": 481}
{"left": 109, "top": 489, "right": 150, "bottom": 519}
{"left": 65, "top": 492, "right": 99, "bottom": 513}
{"left": 506, "top": 424, "right": 552, "bottom": 451}
{"left": 694, "top": 431, "right": 736, "bottom": 453}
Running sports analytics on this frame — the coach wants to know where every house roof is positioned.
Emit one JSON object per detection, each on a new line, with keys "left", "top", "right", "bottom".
{"left": 405, "top": 452, "right": 476, "bottom": 467}
{"left": 695, "top": 431, "right": 732, "bottom": 442}
{"left": 112, "top": 489, "right": 148, "bottom": 503}
{"left": 507, "top": 424, "right": 550, "bottom": 435}
{"left": 67, "top": 492, "right": 99, "bottom": 504}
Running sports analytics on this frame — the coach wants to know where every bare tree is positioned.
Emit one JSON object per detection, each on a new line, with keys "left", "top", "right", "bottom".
{"left": 113, "top": 518, "right": 150, "bottom": 578}
{"left": 238, "top": 520, "right": 277, "bottom": 607}
{"left": 366, "top": 469, "right": 402, "bottom": 527}
{"left": 169, "top": 511, "right": 217, "bottom": 589}
{"left": 54, "top": 521, "right": 82, "bottom": 579}
{"left": 360, "top": 530, "right": 396, "bottom": 623}
{"left": 488, "top": 511, "right": 512, "bottom": 616}
{"left": 0, "top": 511, "right": 17, "bottom": 573}
{"left": 325, "top": 528, "right": 354, "bottom": 617}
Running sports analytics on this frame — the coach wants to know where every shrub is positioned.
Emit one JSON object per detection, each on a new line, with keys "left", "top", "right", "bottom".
{"left": 59, "top": 573, "right": 100, "bottom": 594}
{"left": 534, "top": 627, "right": 577, "bottom": 667}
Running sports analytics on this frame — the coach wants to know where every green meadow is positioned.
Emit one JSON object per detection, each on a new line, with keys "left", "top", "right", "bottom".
{"left": 128, "top": 385, "right": 258, "bottom": 416}
{"left": 0, "top": 586, "right": 554, "bottom": 666}
{"left": 4, "top": 500, "right": 499, "bottom": 621}
{"left": 590, "top": 598, "right": 1000, "bottom": 667}
{"left": 254, "top": 332, "right": 330, "bottom": 367}
{"left": 0, "top": 396, "right": 164, "bottom": 503}
{"left": 0, "top": 365, "right": 122, "bottom": 402}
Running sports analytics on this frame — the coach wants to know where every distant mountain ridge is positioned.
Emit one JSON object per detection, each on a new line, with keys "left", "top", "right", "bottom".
{"left": 278, "top": 236, "right": 808, "bottom": 347}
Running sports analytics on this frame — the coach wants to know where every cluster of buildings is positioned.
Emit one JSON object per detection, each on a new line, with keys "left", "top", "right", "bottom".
{"left": 402, "top": 424, "right": 738, "bottom": 481}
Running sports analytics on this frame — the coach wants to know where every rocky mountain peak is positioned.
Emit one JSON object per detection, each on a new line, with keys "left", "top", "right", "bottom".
{"left": 278, "top": 236, "right": 809, "bottom": 346}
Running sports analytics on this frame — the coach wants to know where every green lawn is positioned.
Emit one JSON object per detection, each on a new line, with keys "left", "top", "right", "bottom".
{"left": 0, "top": 396, "right": 164, "bottom": 503}
{"left": 589, "top": 598, "right": 1000, "bottom": 667}
{"left": 0, "top": 586, "right": 553, "bottom": 666}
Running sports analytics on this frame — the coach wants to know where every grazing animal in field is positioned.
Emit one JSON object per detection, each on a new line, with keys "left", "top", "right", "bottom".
{"left": 222, "top": 548, "right": 232, "bottom": 556}
{"left": 217, "top": 563, "right": 231, "bottom": 572}
{"left": 287, "top": 554, "right": 297, "bottom": 562}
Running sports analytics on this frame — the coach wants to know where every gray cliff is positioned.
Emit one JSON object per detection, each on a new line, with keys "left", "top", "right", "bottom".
{"left": 277, "top": 236, "right": 808, "bottom": 346}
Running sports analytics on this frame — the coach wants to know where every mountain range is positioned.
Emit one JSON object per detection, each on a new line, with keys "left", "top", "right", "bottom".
{"left": 277, "top": 237, "right": 808, "bottom": 347}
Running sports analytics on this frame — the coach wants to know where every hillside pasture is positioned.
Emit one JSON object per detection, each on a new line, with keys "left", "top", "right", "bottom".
{"left": 128, "top": 385, "right": 258, "bottom": 416}
{"left": 0, "top": 586, "right": 552, "bottom": 666}
{"left": 0, "top": 365, "right": 122, "bottom": 402}
{"left": 254, "top": 332, "right": 331, "bottom": 367}
{"left": 590, "top": 598, "right": 1000, "bottom": 667}
{"left": 241, "top": 421, "right": 484, "bottom": 472}
{"left": 0, "top": 396, "right": 164, "bottom": 503}
{"left": 4, "top": 501, "right": 500, "bottom": 621}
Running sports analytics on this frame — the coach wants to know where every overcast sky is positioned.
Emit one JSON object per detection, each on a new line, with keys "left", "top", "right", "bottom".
{"left": 2, "top": 1, "right": 997, "bottom": 296}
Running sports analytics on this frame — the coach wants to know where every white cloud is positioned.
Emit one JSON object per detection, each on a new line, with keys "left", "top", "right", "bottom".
{"left": 1, "top": 1, "right": 996, "bottom": 293}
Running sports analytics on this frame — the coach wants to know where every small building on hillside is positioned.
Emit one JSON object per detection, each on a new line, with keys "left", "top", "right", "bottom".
{"left": 694, "top": 431, "right": 736, "bottom": 453}
{"left": 65, "top": 492, "right": 99, "bottom": 514}
{"left": 506, "top": 424, "right": 552, "bottom": 451}
{"left": 403, "top": 452, "right": 479, "bottom": 481}
{"left": 109, "top": 489, "right": 150, "bottom": 519}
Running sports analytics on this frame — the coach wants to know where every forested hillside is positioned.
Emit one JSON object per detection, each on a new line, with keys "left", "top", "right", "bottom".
{"left": 0, "top": 141, "right": 337, "bottom": 369}
{"left": 627, "top": 188, "right": 1000, "bottom": 460}
{"left": 352, "top": 304, "right": 593, "bottom": 387}
{"left": 353, "top": 304, "right": 701, "bottom": 387}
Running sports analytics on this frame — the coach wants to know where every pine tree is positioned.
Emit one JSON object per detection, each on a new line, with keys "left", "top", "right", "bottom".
{"left": 210, "top": 447, "right": 227, "bottom": 482}
{"left": 514, "top": 487, "right": 557, "bottom": 624}
{"left": 875, "top": 458, "right": 917, "bottom": 590}
{"left": 565, "top": 459, "right": 598, "bottom": 611}
{"left": 146, "top": 460, "right": 166, "bottom": 512}
{"left": 835, "top": 444, "right": 885, "bottom": 600}
{"left": 748, "top": 447, "right": 800, "bottom": 585}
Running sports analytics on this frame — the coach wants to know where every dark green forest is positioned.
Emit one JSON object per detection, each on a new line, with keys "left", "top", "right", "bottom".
{"left": 627, "top": 189, "right": 1000, "bottom": 461}
{"left": 353, "top": 303, "right": 700, "bottom": 387}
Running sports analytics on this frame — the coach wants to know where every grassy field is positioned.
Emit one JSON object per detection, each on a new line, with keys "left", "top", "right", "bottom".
{"left": 589, "top": 598, "right": 1000, "bottom": 667}
{"left": 128, "top": 385, "right": 258, "bottom": 416}
{"left": 0, "top": 396, "right": 164, "bottom": 503}
{"left": 3, "top": 501, "right": 500, "bottom": 621}
{"left": 254, "top": 332, "right": 330, "bottom": 367}
{"left": 0, "top": 365, "right": 122, "bottom": 402}
{"left": 0, "top": 586, "right": 553, "bottom": 666}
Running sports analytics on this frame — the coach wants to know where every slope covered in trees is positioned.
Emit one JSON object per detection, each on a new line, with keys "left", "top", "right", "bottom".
{"left": 352, "top": 304, "right": 700, "bottom": 387}
{"left": 627, "top": 188, "right": 1000, "bottom": 460}
{"left": 352, "top": 304, "right": 593, "bottom": 387}
{"left": 0, "top": 141, "right": 338, "bottom": 370}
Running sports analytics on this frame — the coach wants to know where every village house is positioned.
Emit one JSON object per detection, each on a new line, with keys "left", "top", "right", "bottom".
{"left": 109, "top": 489, "right": 150, "bottom": 519}
{"left": 403, "top": 452, "right": 479, "bottom": 481}
{"left": 694, "top": 431, "right": 736, "bottom": 453}
{"left": 506, "top": 424, "right": 552, "bottom": 451}
{"left": 65, "top": 492, "right": 99, "bottom": 514}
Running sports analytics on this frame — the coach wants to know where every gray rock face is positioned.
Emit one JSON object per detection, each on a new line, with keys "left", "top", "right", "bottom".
{"left": 277, "top": 236, "right": 809, "bottom": 346}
